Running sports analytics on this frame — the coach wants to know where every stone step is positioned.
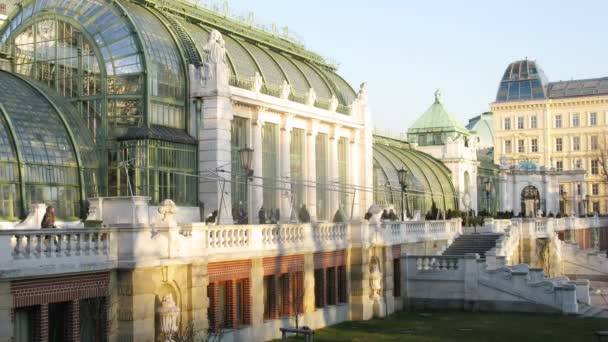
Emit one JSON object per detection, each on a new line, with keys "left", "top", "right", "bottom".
{"left": 442, "top": 234, "right": 503, "bottom": 258}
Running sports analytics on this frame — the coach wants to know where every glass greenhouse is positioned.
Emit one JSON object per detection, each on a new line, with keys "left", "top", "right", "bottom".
{"left": 0, "top": 0, "right": 357, "bottom": 219}
{"left": 373, "top": 135, "right": 458, "bottom": 216}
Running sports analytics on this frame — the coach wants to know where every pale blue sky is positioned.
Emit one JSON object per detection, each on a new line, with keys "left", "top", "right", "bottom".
{"left": 226, "top": 0, "right": 608, "bottom": 132}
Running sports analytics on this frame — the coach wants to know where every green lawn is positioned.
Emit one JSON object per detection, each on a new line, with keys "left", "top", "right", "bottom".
{"left": 281, "top": 311, "right": 608, "bottom": 342}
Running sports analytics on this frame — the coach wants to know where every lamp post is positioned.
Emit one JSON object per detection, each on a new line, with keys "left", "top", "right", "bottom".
{"left": 484, "top": 179, "right": 492, "bottom": 216}
{"left": 239, "top": 148, "right": 254, "bottom": 222}
{"left": 398, "top": 168, "right": 408, "bottom": 221}
{"left": 561, "top": 191, "right": 567, "bottom": 216}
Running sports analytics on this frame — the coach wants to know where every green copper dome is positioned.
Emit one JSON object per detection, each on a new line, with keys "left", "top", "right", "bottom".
{"left": 409, "top": 90, "right": 469, "bottom": 135}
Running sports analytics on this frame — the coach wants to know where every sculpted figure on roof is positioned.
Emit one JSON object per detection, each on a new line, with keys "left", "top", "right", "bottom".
{"left": 357, "top": 82, "right": 368, "bottom": 105}
{"left": 202, "top": 30, "right": 229, "bottom": 88}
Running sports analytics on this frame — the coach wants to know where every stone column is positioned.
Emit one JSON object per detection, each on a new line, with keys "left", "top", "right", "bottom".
{"left": 303, "top": 254, "right": 316, "bottom": 313}
{"left": 348, "top": 244, "right": 373, "bottom": 320}
{"left": 350, "top": 132, "right": 361, "bottom": 220}
{"left": 191, "top": 262, "right": 209, "bottom": 336}
{"left": 463, "top": 253, "right": 480, "bottom": 311}
{"left": 198, "top": 95, "right": 233, "bottom": 224}
{"left": 280, "top": 115, "right": 293, "bottom": 222}
{"left": 382, "top": 246, "right": 395, "bottom": 316}
{"left": 0, "top": 282, "right": 12, "bottom": 342}
{"left": 195, "top": 30, "right": 233, "bottom": 224}
{"left": 306, "top": 122, "right": 318, "bottom": 222}
{"left": 329, "top": 126, "right": 340, "bottom": 220}
{"left": 251, "top": 110, "right": 264, "bottom": 223}
{"left": 250, "top": 259, "right": 265, "bottom": 325}
{"left": 115, "top": 268, "right": 156, "bottom": 341}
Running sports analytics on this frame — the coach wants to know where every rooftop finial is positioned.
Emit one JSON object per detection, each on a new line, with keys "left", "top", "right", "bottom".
{"left": 434, "top": 89, "right": 442, "bottom": 103}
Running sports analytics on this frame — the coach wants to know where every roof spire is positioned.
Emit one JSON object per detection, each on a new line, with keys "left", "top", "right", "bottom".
{"left": 434, "top": 89, "right": 442, "bottom": 103}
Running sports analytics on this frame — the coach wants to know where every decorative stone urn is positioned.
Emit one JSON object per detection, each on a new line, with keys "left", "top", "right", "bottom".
{"left": 158, "top": 294, "right": 180, "bottom": 342}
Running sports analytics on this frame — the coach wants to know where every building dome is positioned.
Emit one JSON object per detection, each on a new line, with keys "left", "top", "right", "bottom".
{"left": 495, "top": 59, "right": 548, "bottom": 102}
{"left": 0, "top": 71, "right": 98, "bottom": 219}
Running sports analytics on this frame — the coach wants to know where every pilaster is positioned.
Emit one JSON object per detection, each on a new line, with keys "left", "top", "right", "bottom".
{"left": 251, "top": 109, "right": 264, "bottom": 223}
{"left": 280, "top": 114, "right": 294, "bottom": 222}
{"left": 329, "top": 125, "right": 340, "bottom": 220}
{"left": 0, "top": 282, "right": 12, "bottom": 342}
{"left": 306, "top": 121, "right": 318, "bottom": 222}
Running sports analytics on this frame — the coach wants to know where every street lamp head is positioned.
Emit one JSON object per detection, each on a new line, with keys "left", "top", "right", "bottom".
{"left": 484, "top": 180, "right": 492, "bottom": 193}
{"left": 397, "top": 168, "right": 408, "bottom": 189}
{"left": 239, "top": 147, "right": 254, "bottom": 172}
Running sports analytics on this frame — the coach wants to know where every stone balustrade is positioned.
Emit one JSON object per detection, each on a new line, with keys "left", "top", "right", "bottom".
{"left": 0, "top": 217, "right": 462, "bottom": 279}
{"left": 482, "top": 216, "right": 608, "bottom": 239}
{"left": 0, "top": 228, "right": 115, "bottom": 279}
{"left": 404, "top": 253, "right": 581, "bottom": 314}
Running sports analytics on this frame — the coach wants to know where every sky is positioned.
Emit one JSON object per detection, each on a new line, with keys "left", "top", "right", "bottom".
{"left": 223, "top": 0, "right": 608, "bottom": 133}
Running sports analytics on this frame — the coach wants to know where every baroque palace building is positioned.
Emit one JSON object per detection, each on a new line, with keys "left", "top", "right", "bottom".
{"left": 491, "top": 59, "right": 608, "bottom": 215}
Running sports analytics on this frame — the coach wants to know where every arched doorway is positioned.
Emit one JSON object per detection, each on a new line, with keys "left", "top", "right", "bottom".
{"left": 521, "top": 185, "right": 540, "bottom": 217}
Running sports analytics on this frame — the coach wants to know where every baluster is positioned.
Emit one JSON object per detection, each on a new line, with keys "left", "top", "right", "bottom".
{"left": 75, "top": 232, "right": 81, "bottom": 256}
{"left": 13, "top": 234, "right": 22, "bottom": 257}
{"left": 65, "top": 233, "right": 72, "bottom": 256}
{"left": 94, "top": 233, "right": 101, "bottom": 254}
{"left": 23, "top": 235, "right": 31, "bottom": 258}
{"left": 101, "top": 232, "right": 108, "bottom": 254}
{"left": 416, "top": 258, "right": 422, "bottom": 271}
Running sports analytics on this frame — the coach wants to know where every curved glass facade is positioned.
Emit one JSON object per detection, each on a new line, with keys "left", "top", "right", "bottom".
{"left": 0, "top": 0, "right": 358, "bottom": 209}
{"left": 0, "top": 71, "right": 98, "bottom": 219}
{"left": 373, "top": 136, "right": 457, "bottom": 216}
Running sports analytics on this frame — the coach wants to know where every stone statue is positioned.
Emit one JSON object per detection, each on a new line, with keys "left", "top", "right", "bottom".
{"left": 369, "top": 257, "right": 382, "bottom": 299}
{"left": 157, "top": 199, "right": 178, "bottom": 228}
{"left": 434, "top": 89, "right": 442, "bottom": 103}
{"left": 202, "top": 30, "right": 228, "bottom": 87}
{"left": 367, "top": 204, "right": 383, "bottom": 226}
{"left": 536, "top": 209, "right": 544, "bottom": 218}
{"left": 157, "top": 293, "right": 180, "bottom": 342}
{"left": 357, "top": 82, "right": 368, "bottom": 105}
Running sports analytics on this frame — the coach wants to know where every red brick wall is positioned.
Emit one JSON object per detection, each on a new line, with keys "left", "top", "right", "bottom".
{"left": 208, "top": 260, "right": 251, "bottom": 283}
{"left": 314, "top": 250, "right": 346, "bottom": 269}
{"left": 392, "top": 245, "right": 401, "bottom": 258}
{"left": 12, "top": 272, "right": 110, "bottom": 308}
{"left": 263, "top": 255, "right": 304, "bottom": 275}
{"left": 11, "top": 273, "right": 110, "bottom": 342}
{"left": 207, "top": 261, "right": 252, "bottom": 332}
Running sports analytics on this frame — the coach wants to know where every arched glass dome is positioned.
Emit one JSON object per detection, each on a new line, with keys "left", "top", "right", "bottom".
{"left": 0, "top": 0, "right": 359, "bottom": 206}
{"left": 373, "top": 135, "right": 457, "bottom": 216}
{"left": 0, "top": 70, "right": 98, "bottom": 220}
{"left": 495, "top": 59, "right": 548, "bottom": 102}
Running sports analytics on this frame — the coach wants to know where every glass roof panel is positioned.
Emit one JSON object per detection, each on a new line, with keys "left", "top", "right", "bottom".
{"left": 221, "top": 34, "right": 259, "bottom": 78}
{"left": 323, "top": 71, "right": 357, "bottom": 105}
{"left": 267, "top": 50, "right": 309, "bottom": 94}
{"left": 0, "top": 113, "right": 16, "bottom": 162}
{"left": 0, "top": 72, "right": 76, "bottom": 167}
{"left": 291, "top": 59, "right": 332, "bottom": 99}
{"left": 242, "top": 42, "right": 286, "bottom": 86}
{"left": 123, "top": 3, "right": 185, "bottom": 100}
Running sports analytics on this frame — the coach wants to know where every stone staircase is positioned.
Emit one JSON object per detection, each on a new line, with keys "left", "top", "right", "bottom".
{"left": 578, "top": 303, "right": 608, "bottom": 318}
{"left": 443, "top": 234, "right": 503, "bottom": 259}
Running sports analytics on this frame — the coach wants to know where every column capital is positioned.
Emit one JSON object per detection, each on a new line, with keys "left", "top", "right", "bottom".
{"left": 281, "top": 113, "right": 296, "bottom": 132}
{"left": 307, "top": 119, "right": 319, "bottom": 137}
{"left": 252, "top": 106, "right": 267, "bottom": 126}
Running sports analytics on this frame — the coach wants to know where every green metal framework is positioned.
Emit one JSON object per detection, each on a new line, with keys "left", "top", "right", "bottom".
{"left": 0, "top": 0, "right": 359, "bottom": 210}
{"left": 373, "top": 135, "right": 458, "bottom": 216}
{"left": 0, "top": 70, "right": 98, "bottom": 220}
